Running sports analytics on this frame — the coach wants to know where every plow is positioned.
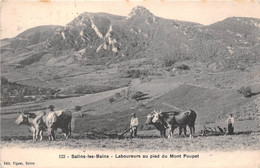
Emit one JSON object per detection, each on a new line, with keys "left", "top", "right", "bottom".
{"left": 81, "top": 127, "right": 132, "bottom": 140}
{"left": 198, "top": 126, "right": 227, "bottom": 136}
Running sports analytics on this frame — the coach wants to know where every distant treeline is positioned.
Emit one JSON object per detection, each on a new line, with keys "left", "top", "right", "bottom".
{"left": 1, "top": 77, "right": 56, "bottom": 106}
{"left": 1, "top": 77, "right": 56, "bottom": 96}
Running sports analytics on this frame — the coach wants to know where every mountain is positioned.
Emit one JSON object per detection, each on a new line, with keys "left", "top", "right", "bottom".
{"left": 1, "top": 25, "right": 63, "bottom": 52}
{"left": 45, "top": 7, "right": 260, "bottom": 67}
{"left": 1, "top": 6, "right": 259, "bottom": 88}
{"left": 206, "top": 17, "right": 260, "bottom": 69}
{"left": 209, "top": 17, "right": 260, "bottom": 42}
{"left": 45, "top": 6, "right": 206, "bottom": 63}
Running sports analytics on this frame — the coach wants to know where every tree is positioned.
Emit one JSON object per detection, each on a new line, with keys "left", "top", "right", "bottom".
{"left": 238, "top": 86, "right": 252, "bottom": 98}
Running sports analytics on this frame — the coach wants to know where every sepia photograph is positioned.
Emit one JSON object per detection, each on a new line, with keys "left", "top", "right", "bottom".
{"left": 1, "top": 0, "right": 260, "bottom": 167}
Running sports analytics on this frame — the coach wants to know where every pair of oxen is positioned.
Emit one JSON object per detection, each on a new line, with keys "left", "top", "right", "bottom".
{"left": 145, "top": 109, "right": 197, "bottom": 138}
{"left": 15, "top": 110, "right": 72, "bottom": 141}
{"left": 15, "top": 108, "right": 196, "bottom": 140}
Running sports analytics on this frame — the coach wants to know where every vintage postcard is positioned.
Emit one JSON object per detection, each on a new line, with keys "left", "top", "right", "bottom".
{"left": 1, "top": 0, "right": 260, "bottom": 168}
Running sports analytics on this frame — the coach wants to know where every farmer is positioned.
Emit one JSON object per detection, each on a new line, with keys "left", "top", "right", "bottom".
{"left": 130, "top": 113, "right": 139, "bottom": 138}
{"left": 46, "top": 105, "right": 58, "bottom": 140}
{"left": 227, "top": 114, "right": 235, "bottom": 135}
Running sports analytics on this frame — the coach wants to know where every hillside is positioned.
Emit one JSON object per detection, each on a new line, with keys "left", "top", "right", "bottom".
{"left": 0, "top": 77, "right": 57, "bottom": 106}
{"left": 46, "top": 7, "right": 260, "bottom": 68}
{"left": 1, "top": 6, "right": 259, "bottom": 88}
{"left": 72, "top": 84, "right": 260, "bottom": 133}
{"left": 1, "top": 25, "right": 63, "bottom": 53}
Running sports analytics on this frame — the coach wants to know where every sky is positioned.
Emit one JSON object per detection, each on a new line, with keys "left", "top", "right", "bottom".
{"left": 1, "top": 0, "right": 260, "bottom": 39}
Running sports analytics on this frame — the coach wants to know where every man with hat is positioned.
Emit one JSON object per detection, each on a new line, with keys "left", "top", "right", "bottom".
{"left": 130, "top": 113, "right": 139, "bottom": 138}
{"left": 46, "top": 105, "right": 58, "bottom": 140}
{"left": 227, "top": 113, "right": 235, "bottom": 135}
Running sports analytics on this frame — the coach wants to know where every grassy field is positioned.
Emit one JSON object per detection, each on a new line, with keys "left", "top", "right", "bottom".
{"left": 1, "top": 66, "right": 260, "bottom": 152}
{"left": 1, "top": 131, "right": 260, "bottom": 152}
{"left": 1, "top": 113, "right": 259, "bottom": 152}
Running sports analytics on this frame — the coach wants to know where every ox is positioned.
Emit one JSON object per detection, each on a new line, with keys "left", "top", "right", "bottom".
{"left": 15, "top": 111, "right": 47, "bottom": 141}
{"left": 145, "top": 110, "right": 187, "bottom": 138}
{"left": 145, "top": 109, "right": 197, "bottom": 138}
{"left": 46, "top": 109, "right": 72, "bottom": 141}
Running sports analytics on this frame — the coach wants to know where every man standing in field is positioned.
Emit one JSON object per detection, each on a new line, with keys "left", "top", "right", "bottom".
{"left": 46, "top": 105, "right": 58, "bottom": 140}
{"left": 130, "top": 113, "right": 138, "bottom": 138}
{"left": 227, "top": 114, "right": 235, "bottom": 135}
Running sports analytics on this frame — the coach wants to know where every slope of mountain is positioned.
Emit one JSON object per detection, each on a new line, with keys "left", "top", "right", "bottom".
{"left": 209, "top": 17, "right": 260, "bottom": 44}
{"left": 1, "top": 25, "right": 63, "bottom": 51}
{"left": 205, "top": 17, "right": 260, "bottom": 69}
{"left": 45, "top": 6, "right": 206, "bottom": 64}
{"left": 1, "top": 6, "right": 259, "bottom": 89}
{"left": 73, "top": 84, "right": 260, "bottom": 133}
{"left": 2, "top": 6, "right": 259, "bottom": 65}
{"left": 43, "top": 7, "right": 260, "bottom": 68}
